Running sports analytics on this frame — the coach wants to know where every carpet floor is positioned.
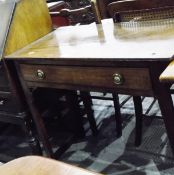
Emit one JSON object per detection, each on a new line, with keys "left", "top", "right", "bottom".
{"left": 0, "top": 93, "right": 174, "bottom": 174}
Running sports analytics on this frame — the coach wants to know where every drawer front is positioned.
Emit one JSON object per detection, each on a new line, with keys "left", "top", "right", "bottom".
{"left": 20, "top": 64, "right": 152, "bottom": 91}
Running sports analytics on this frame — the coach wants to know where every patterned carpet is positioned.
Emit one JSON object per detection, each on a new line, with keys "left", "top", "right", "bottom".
{"left": 0, "top": 93, "right": 174, "bottom": 174}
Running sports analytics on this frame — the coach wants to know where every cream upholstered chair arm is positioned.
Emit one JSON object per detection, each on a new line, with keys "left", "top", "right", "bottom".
{"left": 160, "top": 60, "right": 174, "bottom": 83}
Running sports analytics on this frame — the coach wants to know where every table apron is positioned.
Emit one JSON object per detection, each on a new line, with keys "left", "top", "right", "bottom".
{"left": 19, "top": 64, "right": 153, "bottom": 96}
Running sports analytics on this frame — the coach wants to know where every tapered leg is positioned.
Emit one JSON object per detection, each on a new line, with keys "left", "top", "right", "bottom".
{"left": 80, "top": 91, "right": 98, "bottom": 136}
{"left": 65, "top": 91, "right": 85, "bottom": 138}
{"left": 112, "top": 93, "right": 122, "bottom": 137}
{"left": 3, "top": 61, "right": 50, "bottom": 156}
{"left": 133, "top": 96, "right": 143, "bottom": 147}
{"left": 150, "top": 64, "right": 174, "bottom": 155}
{"left": 22, "top": 96, "right": 54, "bottom": 158}
{"left": 10, "top": 62, "right": 54, "bottom": 158}
{"left": 155, "top": 84, "right": 174, "bottom": 155}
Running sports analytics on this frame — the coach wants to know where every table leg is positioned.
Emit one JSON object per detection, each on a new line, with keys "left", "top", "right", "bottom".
{"left": 10, "top": 61, "right": 54, "bottom": 158}
{"left": 19, "top": 88, "right": 54, "bottom": 158}
{"left": 155, "top": 84, "right": 174, "bottom": 155}
{"left": 133, "top": 96, "right": 143, "bottom": 147}
{"left": 150, "top": 65, "right": 174, "bottom": 155}
{"left": 65, "top": 91, "right": 85, "bottom": 138}
{"left": 112, "top": 93, "right": 122, "bottom": 138}
{"left": 80, "top": 91, "right": 98, "bottom": 136}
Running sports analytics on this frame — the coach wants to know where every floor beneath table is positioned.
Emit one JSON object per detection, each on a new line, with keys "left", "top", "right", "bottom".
{"left": 0, "top": 93, "right": 174, "bottom": 174}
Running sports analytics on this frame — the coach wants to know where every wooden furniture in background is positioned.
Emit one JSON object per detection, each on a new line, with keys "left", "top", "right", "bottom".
{"left": 47, "top": 1, "right": 69, "bottom": 27}
{"left": 49, "top": 0, "right": 101, "bottom": 25}
{"left": 95, "top": 0, "right": 174, "bottom": 19}
{"left": 47, "top": 0, "right": 101, "bottom": 24}
{"left": 62, "top": 0, "right": 100, "bottom": 24}
{"left": 5, "top": 18, "right": 174, "bottom": 157}
{"left": 107, "top": 0, "right": 174, "bottom": 17}
{"left": 113, "top": 6, "right": 174, "bottom": 22}
{"left": 0, "top": 156, "right": 102, "bottom": 175}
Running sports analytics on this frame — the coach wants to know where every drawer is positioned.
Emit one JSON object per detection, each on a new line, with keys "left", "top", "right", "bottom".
{"left": 20, "top": 64, "right": 152, "bottom": 91}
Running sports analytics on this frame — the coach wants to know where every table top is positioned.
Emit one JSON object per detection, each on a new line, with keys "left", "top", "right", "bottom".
{"left": 0, "top": 156, "right": 101, "bottom": 175}
{"left": 5, "top": 18, "right": 174, "bottom": 61}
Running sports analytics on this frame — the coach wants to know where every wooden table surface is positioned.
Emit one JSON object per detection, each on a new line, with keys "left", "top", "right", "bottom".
{"left": 5, "top": 18, "right": 174, "bottom": 61}
{"left": 0, "top": 156, "right": 101, "bottom": 175}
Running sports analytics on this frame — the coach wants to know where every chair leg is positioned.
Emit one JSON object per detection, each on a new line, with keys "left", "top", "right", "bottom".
{"left": 112, "top": 93, "right": 122, "bottom": 138}
{"left": 80, "top": 91, "right": 98, "bottom": 136}
{"left": 21, "top": 112, "right": 42, "bottom": 155}
{"left": 133, "top": 96, "right": 143, "bottom": 147}
{"left": 65, "top": 91, "right": 85, "bottom": 138}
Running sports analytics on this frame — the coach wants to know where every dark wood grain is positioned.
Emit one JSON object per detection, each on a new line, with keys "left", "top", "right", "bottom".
{"left": 19, "top": 64, "right": 152, "bottom": 92}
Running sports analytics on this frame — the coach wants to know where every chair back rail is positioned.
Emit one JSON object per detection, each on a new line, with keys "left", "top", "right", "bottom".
{"left": 107, "top": 0, "right": 174, "bottom": 17}
{"left": 49, "top": 0, "right": 101, "bottom": 24}
{"left": 114, "top": 5, "right": 174, "bottom": 22}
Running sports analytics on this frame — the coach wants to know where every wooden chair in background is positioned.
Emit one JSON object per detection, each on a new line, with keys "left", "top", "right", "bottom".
{"left": 47, "top": 0, "right": 70, "bottom": 27}
{"left": 107, "top": 0, "right": 174, "bottom": 17}
{"left": 96, "top": 0, "right": 174, "bottom": 18}
{"left": 109, "top": 0, "right": 174, "bottom": 146}
{"left": 49, "top": 0, "right": 101, "bottom": 24}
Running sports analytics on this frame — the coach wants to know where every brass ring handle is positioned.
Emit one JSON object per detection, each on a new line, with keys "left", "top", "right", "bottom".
{"left": 36, "top": 69, "right": 45, "bottom": 80}
{"left": 113, "top": 73, "right": 124, "bottom": 85}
